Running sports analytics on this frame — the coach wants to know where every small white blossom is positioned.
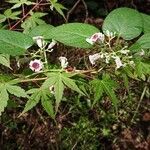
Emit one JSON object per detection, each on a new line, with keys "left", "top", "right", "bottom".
{"left": 89, "top": 53, "right": 101, "bottom": 65}
{"left": 86, "top": 32, "right": 105, "bottom": 45}
{"left": 120, "top": 49, "right": 130, "bottom": 54}
{"left": 114, "top": 56, "right": 123, "bottom": 69}
{"left": 47, "top": 39, "right": 57, "bottom": 50}
{"left": 49, "top": 85, "right": 54, "bottom": 94}
{"left": 129, "top": 61, "right": 135, "bottom": 66}
{"left": 29, "top": 59, "right": 43, "bottom": 72}
{"left": 33, "top": 36, "right": 46, "bottom": 49}
{"left": 139, "top": 49, "right": 145, "bottom": 56}
{"left": 59, "top": 56, "right": 68, "bottom": 69}
{"left": 105, "top": 30, "right": 116, "bottom": 38}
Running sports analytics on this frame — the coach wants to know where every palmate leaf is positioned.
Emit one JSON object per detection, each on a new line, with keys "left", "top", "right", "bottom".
{"left": 0, "top": 81, "right": 28, "bottom": 116}
{"left": 90, "top": 79, "right": 104, "bottom": 106}
{"left": 21, "top": 89, "right": 41, "bottom": 115}
{"left": 42, "top": 72, "right": 85, "bottom": 112}
{"left": 21, "top": 12, "right": 47, "bottom": 34}
{"left": 90, "top": 74, "right": 118, "bottom": 108}
{"left": 135, "top": 60, "right": 150, "bottom": 80}
{"left": 21, "top": 88, "right": 55, "bottom": 118}
{"left": 61, "top": 74, "right": 85, "bottom": 95}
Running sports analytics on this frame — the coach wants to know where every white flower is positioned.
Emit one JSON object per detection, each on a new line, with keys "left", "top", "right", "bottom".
{"left": 86, "top": 32, "right": 105, "bottom": 45}
{"left": 89, "top": 53, "right": 101, "bottom": 65}
{"left": 114, "top": 56, "right": 123, "bottom": 69}
{"left": 59, "top": 56, "right": 68, "bottom": 69}
{"left": 33, "top": 36, "right": 46, "bottom": 49}
{"left": 105, "top": 30, "right": 116, "bottom": 38}
{"left": 47, "top": 39, "right": 57, "bottom": 50}
{"left": 49, "top": 85, "right": 54, "bottom": 94}
{"left": 29, "top": 59, "right": 43, "bottom": 72}
{"left": 139, "top": 49, "right": 145, "bottom": 56}
{"left": 120, "top": 49, "right": 130, "bottom": 54}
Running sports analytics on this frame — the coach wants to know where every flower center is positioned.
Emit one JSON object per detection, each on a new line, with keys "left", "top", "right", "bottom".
{"left": 32, "top": 62, "right": 40, "bottom": 69}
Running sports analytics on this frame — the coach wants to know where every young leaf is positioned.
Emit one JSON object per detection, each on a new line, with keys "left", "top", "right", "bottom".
{"left": 102, "top": 7, "right": 143, "bottom": 40}
{"left": 0, "top": 87, "right": 9, "bottom": 116}
{"left": 0, "top": 14, "right": 6, "bottom": 23}
{"left": 49, "top": 0, "right": 67, "bottom": 19}
{"left": 21, "top": 12, "right": 47, "bottom": 34}
{"left": 0, "top": 30, "right": 34, "bottom": 55}
{"left": 45, "top": 23, "right": 99, "bottom": 48}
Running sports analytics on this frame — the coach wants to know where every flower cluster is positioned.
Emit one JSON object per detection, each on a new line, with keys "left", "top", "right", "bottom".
{"left": 33, "top": 36, "right": 57, "bottom": 51}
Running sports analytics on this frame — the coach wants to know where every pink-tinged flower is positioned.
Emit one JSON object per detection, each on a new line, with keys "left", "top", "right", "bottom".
{"left": 33, "top": 36, "right": 46, "bottom": 49}
{"left": 89, "top": 53, "right": 101, "bottom": 65}
{"left": 86, "top": 32, "right": 105, "bottom": 45}
{"left": 29, "top": 59, "right": 43, "bottom": 72}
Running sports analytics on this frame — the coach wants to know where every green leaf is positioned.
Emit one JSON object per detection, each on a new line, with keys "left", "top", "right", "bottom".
{"left": 21, "top": 89, "right": 41, "bottom": 114}
{"left": 28, "top": 24, "right": 54, "bottom": 38}
{"left": 45, "top": 23, "right": 99, "bottom": 48}
{"left": 0, "top": 87, "right": 9, "bottom": 116}
{"left": 41, "top": 92, "right": 55, "bottom": 118}
{"left": 21, "top": 12, "right": 47, "bottom": 34}
{"left": 90, "top": 75, "right": 118, "bottom": 107}
{"left": 0, "top": 14, "right": 6, "bottom": 23}
{"left": 101, "top": 75, "right": 118, "bottom": 106}
{"left": 141, "top": 13, "right": 150, "bottom": 33}
{"left": 135, "top": 60, "right": 150, "bottom": 80}
{"left": 4, "top": 9, "right": 21, "bottom": 20}
{"left": 90, "top": 79, "right": 104, "bottom": 106}
{"left": 0, "top": 30, "right": 34, "bottom": 55}
{"left": 61, "top": 74, "right": 85, "bottom": 95}
{"left": 102, "top": 7, "right": 143, "bottom": 40}
{"left": 130, "top": 33, "right": 150, "bottom": 51}
{"left": 0, "top": 54, "right": 11, "bottom": 68}
{"left": 6, "top": 85, "right": 28, "bottom": 98}
{"left": 54, "top": 73, "right": 64, "bottom": 109}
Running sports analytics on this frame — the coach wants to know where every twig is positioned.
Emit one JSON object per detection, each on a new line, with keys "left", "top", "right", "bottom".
{"left": 20, "top": 77, "right": 47, "bottom": 83}
{"left": 81, "top": 0, "right": 88, "bottom": 22}
{"left": 10, "top": 0, "right": 43, "bottom": 30}
{"left": 131, "top": 86, "right": 147, "bottom": 123}
{"left": 66, "top": 0, "right": 81, "bottom": 22}
{"left": 66, "top": 0, "right": 88, "bottom": 23}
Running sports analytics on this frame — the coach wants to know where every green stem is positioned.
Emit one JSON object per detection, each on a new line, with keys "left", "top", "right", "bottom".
{"left": 131, "top": 86, "right": 147, "bottom": 123}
